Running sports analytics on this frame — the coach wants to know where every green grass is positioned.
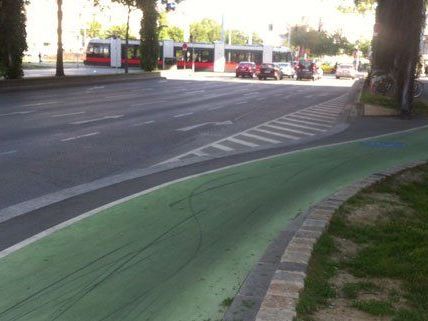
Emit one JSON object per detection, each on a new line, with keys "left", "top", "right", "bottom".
{"left": 220, "top": 297, "right": 234, "bottom": 308}
{"left": 352, "top": 299, "right": 395, "bottom": 316}
{"left": 295, "top": 234, "right": 337, "bottom": 316}
{"left": 360, "top": 91, "right": 399, "bottom": 109}
{"left": 295, "top": 164, "right": 428, "bottom": 320}
{"left": 342, "top": 282, "right": 379, "bottom": 299}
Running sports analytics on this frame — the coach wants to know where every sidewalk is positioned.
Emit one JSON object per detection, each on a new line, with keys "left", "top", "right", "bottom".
{"left": 1, "top": 126, "right": 428, "bottom": 321}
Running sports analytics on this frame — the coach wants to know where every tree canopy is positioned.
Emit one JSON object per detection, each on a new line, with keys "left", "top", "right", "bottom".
{"left": 290, "top": 25, "right": 354, "bottom": 57}
{"left": 190, "top": 18, "right": 221, "bottom": 43}
{"left": 158, "top": 12, "right": 184, "bottom": 41}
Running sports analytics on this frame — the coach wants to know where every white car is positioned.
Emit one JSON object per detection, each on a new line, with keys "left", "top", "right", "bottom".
{"left": 336, "top": 64, "right": 356, "bottom": 79}
{"left": 275, "top": 62, "right": 296, "bottom": 78}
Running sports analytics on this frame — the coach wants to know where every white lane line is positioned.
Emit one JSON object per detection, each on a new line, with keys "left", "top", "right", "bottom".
{"left": 240, "top": 132, "right": 281, "bottom": 144}
{"left": 173, "top": 112, "right": 194, "bottom": 118}
{"left": 282, "top": 117, "right": 332, "bottom": 128}
{"left": 183, "top": 90, "right": 206, "bottom": 95}
{"left": 208, "top": 105, "right": 223, "bottom": 111}
{"left": 61, "top": 132, "right": 99, "bottom": 142}
{"left": 227, "top": 137, "right": 259, "bottom": 148}
{"left": 290, "top": 114, "right": 334, "bottom": 124}
{"left": 269, "top": 122, "right": 315, "bottom": 136}
{"left": 211, "top": 143, "right": 234, "bottom": 152}
{"left": 21, "top": 101, "right": 58, "bottom": 107}
{"left": 104, "top": 93, "right": 140, "bottom": 99}
{"left": 192, "top": 150, "right": 208, "bottom": 157}
{"left": 0, "top": 111, "right": 34, "bottom": 117}
{"left": 236, "top": 101, "right": 248, "bottom": 105}
{"left": 131, "top": 120, "right": 156, "bottom": 127}
{"left": 51, "top": 112, "right": 85, "bottom": 118}
{"left": 71, "top": 115, "right": 124, "bottom": 125}
{"left": 254, "top": 128, "right": 300, "bottom": 140}
{"left": 0, "top": 150, "right": 17, "bottom": 156}
{"left": 273, "top": 120, "right": 327, "bottom": 132}
{"left": 264, "top": 124, "right": 313, "bottom": 136}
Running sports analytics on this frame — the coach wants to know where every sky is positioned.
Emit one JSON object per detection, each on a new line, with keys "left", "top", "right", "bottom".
{"left": 25, "top": 0, "right": 375, "bottom": 55}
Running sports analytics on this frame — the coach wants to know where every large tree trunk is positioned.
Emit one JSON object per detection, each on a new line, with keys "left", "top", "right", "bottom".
{"left": 124, "top": 5, "right": 131, "bottom": 74}
{"left": 56, "top": 0, "right": 64, "bottom": 77}
{"left": 371, "top": 0, "right": 425, "bottom": 115}
{"left": 394, "top": 0, "right": 425, "bottom": 116}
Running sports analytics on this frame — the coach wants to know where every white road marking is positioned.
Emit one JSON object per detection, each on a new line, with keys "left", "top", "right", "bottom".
{"left": 177, "top": 121, "right": 233, "bottom": 132}
{"left": 236, "top": 101, "right": 248, "bottom": 105}
{"left": 183, "top": 90, "right": 206, "bottom": 95}
{"left": 192, "top": 150, "right": 208, "bottom": 157}
{"left": 173, "top": 112, "right": 194, "bottom": 118}
{"left": 21, "top": 101, "right": 58, "bottom": 107}
{"left": 282, "top": 117, "right": 332, "bottom": 128}
{"left": 86, "top": 86, "right": 105, "bottom": 92}
{"left": 306, "top": 108, "right": 341, "bottom": 116}
{"left": 0, "top": 150, "right": 17, "bottom": 156}
{"left": 312, "top": 106, "right": 343, "bottom": 112}
{"left": 270, "top": 122, "right": 315, "bottom": 136}
{"left": 227, "top": 137, "right": 259, "bottom": 147}
{"left": 255, "top": 98, "right": 265, "bottom": 101}
{"left": 240, "top": 132, "right": 281, "bottom": 144}
{"left": 208, "top": 105, "right": 223, "bottom": 111}
{"left": 290, "top": 114, "right": 334, "bottom": 124}
{"left": 298, "top": 111, "right": 336, "bottom": 120}
{"left": 273, "top": 120, "right": 327, "bottom": 132}
{"left": 61, "top": 132, "right": 99, "bottom": 142}
{"left": 211, "top": 143, "right": 234, "bottom": 152}
{"left": 105, "top": 93, "right": 139, "bottom": 99}
{"left": 254, "top": 128, "right": 300, "bottom": 140}
{"left": 131, "top": 120, "right": 156, "bottom": 127}
{"left": 0, "top": 111, "right": 34, "bottom": 117}
{"left": 264, "top": 124, "right": 313, "bottom": 136}
{"left": 51, "top": 112, "right": 85, "bottom": 118}
{"left": 71, "top": 115, "right": 124, "bottom": 125}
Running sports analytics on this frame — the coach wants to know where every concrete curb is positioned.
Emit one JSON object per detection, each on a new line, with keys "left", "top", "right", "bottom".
{"left": 224, "top": 159, "right": 427, "bottom": 321}
{"left": 0, "top": 72, "right": 163, "bottom": 93}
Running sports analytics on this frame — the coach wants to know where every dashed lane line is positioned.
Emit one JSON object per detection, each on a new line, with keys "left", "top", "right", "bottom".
{"left": 21, "top": 101, "right": 58, "bottom": 108}
{"left": 0, "top": 111, "right": 35, "bottom": 117}
{"left": 173, "top": 112, "right": 194, "bottom": 118}
{"left": 61, "top": 132, "right": 100, "bottom": 142}
{"left": 51, "top": 112, "right": 86, "bottom": 118}
{"left": 0, "top": 150, "right": 17, "bottom": 156}
{"left": 71, "top": 115, "right": 124, "bottom": 125}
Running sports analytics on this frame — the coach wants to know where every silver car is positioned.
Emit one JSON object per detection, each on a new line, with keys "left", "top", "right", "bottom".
{"left": 275, "top": 62, "right": 296, "bottom": 78}
{"left": 336, "top": 64, "right": 356, "bottom": 79}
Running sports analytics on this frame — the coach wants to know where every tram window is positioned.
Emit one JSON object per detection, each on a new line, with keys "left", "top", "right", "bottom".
{"left": 87, "top": 43, "right": 110, "bottom": 58}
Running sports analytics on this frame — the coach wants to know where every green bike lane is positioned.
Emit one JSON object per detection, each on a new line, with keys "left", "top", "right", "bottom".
{"left": 1, "top": 126, "right": 428, "bottom": 321}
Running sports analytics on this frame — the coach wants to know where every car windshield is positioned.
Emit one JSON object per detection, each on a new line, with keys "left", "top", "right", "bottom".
{"left": 239, "top": 62, "right": 254, "bottom": 67}
{"left": 262, "top": 64, "right": 274, "bottom": 68}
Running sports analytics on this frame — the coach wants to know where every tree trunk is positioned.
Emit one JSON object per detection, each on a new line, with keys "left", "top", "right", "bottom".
{"left": 124, "top": 5, "right": 131, "bottom": 74}
{"left": 56, "top": 0, "right": 64, "bottom": 77}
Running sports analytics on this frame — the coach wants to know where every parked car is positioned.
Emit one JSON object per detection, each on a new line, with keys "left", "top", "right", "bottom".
{"left": 236, "top": 62, "right": 257, "bottom": 78}
{"left": 274, "top": 62, "right": 296, "bottom": 78}
{"left": 258, "top": 63, "right": 283, "bottom": 80}
{"left": 336, "top": 64, "right": 356, "bottom": 79}
{"left": 295, "top": 61, "right": 323, "bottom": 80}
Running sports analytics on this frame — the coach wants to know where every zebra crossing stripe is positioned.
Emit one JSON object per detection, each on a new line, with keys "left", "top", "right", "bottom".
{"left": 268, "top": 122, "right": 315, "bottom": 136}
{"left": 227, "top": 137, "right": 260, "bottom": 148}
{"left": 281, "top": 117, "right": 332, "bottom": 128}
{"left": 240, "top": 132, "right": 281, "bottom": 144}
{"left": 254, "top": 128, "right": 300, "bottom": 140}
{"left": 273, "top": 120, "right": 327, "bottom": 132}
{"left": 287, "top": 114, "right": 334, "bottom": 124}
{"left": 212, "top": 143, "right": 234, "bottom": 152}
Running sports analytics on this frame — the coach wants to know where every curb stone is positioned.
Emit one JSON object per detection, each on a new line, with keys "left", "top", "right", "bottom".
{"left": 224, "top": 159, "right": 426, "bottom": 321}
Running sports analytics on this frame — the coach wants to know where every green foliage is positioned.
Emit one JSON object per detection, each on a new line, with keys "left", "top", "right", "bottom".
{"left": 296, "top": 234, "right": 337, "bottom": 315}
{"left": 104, "top": 24, "right": 136, "bottom": 39}
{"left": 158, "top": 12, "right": 184, "bottom": 41}
{"left": 337, "top": 0, "right": 376, "bottom": 13}
{"left": 352, "top": 300, "right": 395, "bottom": 316}
{"left": 86, "top": 20, "right": 102, "bottom": 38}
{"left": 137, "top": 0, "right": 159, "bottom": 71}
{"left": 227, "top": 30, "right": 248, "bottom": 45}
{"left": 342, "top": 282, "right": 379, "bottom": 299}
{"left": 252, "top": 32, "right": 263, "bottom": 45}
{"left": 190, "top": 18, "right": 221, "bottom": 43}
{"left": 0, "top": 0, "right": 28, "bottom": 79}
{"left": 290, "top": 25, "right": 354, "bottom": 57}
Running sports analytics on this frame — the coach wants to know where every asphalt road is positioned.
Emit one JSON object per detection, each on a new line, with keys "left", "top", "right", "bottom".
{"left": 0, "top": 75, "right": 353, "bottom": 210}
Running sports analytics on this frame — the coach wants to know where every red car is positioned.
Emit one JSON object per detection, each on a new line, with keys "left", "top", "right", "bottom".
{"left": 236, "top": 62, "right": 257, "bottom": 78}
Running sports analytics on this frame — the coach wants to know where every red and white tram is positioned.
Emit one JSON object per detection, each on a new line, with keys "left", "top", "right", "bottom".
{"left": 84, "top": 38, "right": 292, "bottom": 72}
